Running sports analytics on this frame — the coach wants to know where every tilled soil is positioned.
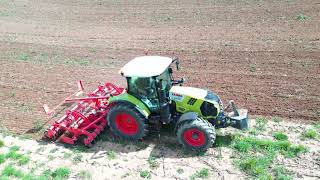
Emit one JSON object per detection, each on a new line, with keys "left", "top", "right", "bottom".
{"left": 0, "top": 0, "right": 319, "bottom": 134}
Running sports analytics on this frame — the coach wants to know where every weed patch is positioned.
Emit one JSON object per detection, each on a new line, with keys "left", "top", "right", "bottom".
{"left": 6, "top": 150, "right": 23, "bottom": 160}
{"left": 232, "top": 135, "right": 307, "bottom": 178}
{"left": 19, "top": 53, "right": 29, "bottom": 61}
{"left": 0, "top": 154, "right": 6, "bottom": 164}
{"left": 77, "top": 170, "right": 92, "bottom": 180}
{"left": 9, "top": 145, "right": 20, "bottom": 151}
{"left": 236, "top": 154, "right": 273, "bottom": 178}
{"left": 273, "top": 166, "right": 292, "bottom": 180}
{"left": 2, "top": 165, "right": 24, "bottom": 178}
{"left": 18, "top": 156, "right": 30, "bottom": 165}
{"left": 140, "top": 170, "right": 151, "bottom": 179}
{"left": 51, "top": 167, "right": 71, "bottom": 179}
{"left": 249, "top": 64, "right": 257, "bottom": 72}
{"left": 148, "top": 155, "right": 160, "bottom": 169}
{"left": 255, "top": 117, "right": 268, "bottom": 132}
{"left": 73, "top": 154, "right": 83, "bottom": 163}
{"left": 190, "top": 168, "right": 209, "bottom": 179}
{"left": 272, "top": 117, "right": 283, "bottom": 123}
{"left": 0, "top": 139, "right": 4, "bottom": 147}
{"left": 302, "top": 129, "right": 317, "bottom": 139}
{"left": 297, "top": 14, "right": 308, "bottom": 21}
{"left": 273, "top": 132, "right": 288, "bottom": 141}
{"left": 107, "top": 151, "right": 116, "bottom": 160}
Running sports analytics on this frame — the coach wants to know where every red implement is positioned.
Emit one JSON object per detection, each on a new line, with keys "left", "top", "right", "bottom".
{"left": 43, "top": 81, "right": 125, "bottom": 146}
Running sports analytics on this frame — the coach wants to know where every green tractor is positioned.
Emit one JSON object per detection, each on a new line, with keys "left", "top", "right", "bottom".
{"left": 107, "top": 56, "right": 249, "bottom": 151}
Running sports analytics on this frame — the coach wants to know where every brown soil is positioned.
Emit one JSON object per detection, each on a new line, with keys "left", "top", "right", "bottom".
{"left": 0, "top": 0, "right": 319, "bottom": 135}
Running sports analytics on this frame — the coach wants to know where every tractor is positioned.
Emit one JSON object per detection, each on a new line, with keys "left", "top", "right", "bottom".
{"left": 43, "top": 56, "right": 248, "bottom": 151}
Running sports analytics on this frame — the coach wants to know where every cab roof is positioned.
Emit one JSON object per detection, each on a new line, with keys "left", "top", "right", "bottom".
{"left": 120, "top": 56, "right": 173, "bottom": 77}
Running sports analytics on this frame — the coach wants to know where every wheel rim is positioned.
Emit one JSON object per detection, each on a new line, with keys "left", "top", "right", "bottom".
{"left": 183, "top": 128, "right": 206, "bottom": 147}
{"left": 115, "top": 113, "right": 139, "bottom": 135}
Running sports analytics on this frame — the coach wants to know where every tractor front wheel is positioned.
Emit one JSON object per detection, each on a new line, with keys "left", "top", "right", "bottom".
{"left": 107, "top": 103, "right": 148, "bottom": 140}
{"left": 177, "top": 118, "right": 215, "bottom": 152}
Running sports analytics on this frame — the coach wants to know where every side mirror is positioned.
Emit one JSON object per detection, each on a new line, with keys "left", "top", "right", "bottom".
{"left": 176, "top": 59, "right": 180, "bottom": 71}
{"left": 168, "top": 67, "right": 173, "bottom": 74}
{"left": 172, "top": 57, "right": 180, "bottom": 71}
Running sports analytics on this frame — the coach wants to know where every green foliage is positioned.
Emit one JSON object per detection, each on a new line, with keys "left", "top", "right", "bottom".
{"left": 0, "top": 139, "right": 4, "bottom": 147}
{"left": 19, "top": 53, "right": 29, "bottom": 61}
{"left": 0, "top": 154, "right": 6, "bottom": 164}
{"left": 177, "top": 168, "right": 184, "bottom": 174}
{"left": 73, "top": 146, "right": 88, "bottom": 153}
{"left": 107, "top": 151, "right": 116, "bottom": 160}
{"left": 286, "top": 145, "right": 308, "bottom": 158}
{"left": 313, "top": 123, "right": 320, "bottom": 129}
{"left": 63, "top": 152, "right": 72, "bottom": 158}
{"left": 234, "top": 137, "right": 291, "bottom": 152}
{"left": 18, "top": 156, "right": 31, "bottom": 165}
{"left": 121, "top": 172, "right": 131, "bottom": 178}
{"left": 47, "top": 155, "right": 54, "bottom": 161}
{"left": 77, "top": 170, "right": 92, "bottom": 180}
{"left": 233, "top": 135, "right": 307, "bottom": 179}
{"left": 140, "top": 170, "right": 151, "bottom": 179}
{"left": 9, "top": 145, "right": 20, "bottom": 151}
{"left": 41, "top": 169, "right": 52, "bottom": 178}
{"left": 249, "top": 63, "right": 257, "bottom": 72}
{"left": 73, "top": 154, "right": 83, "bottom": 163}
{"left": 63, "top": 58, "right": 90, "bottom": 66}
{"left": 236, "top": 155, "right": 273, "bottom": 178}
{"left": 49, "top": 147, "right": 59, "bottom": 153}
{"left": 90, "top": 48, "right": 97, "bottom": 53}
{"left": 22, "top": 173, "right": 38, "bottom": 180}
{"left": 302, "top": 129, "right": 317, "bottom": 139}
{"left": 2, "top": 165, "right": 24, "bottom": 178}
{"left": 214, "top": 135, "right": 233, "bottom": 147}
{"left": 273, "top": 132, "right": 288, "bottom": 141}
{"left": 33, "top": 119, "right": 44, "bottom": 131}
{"left": 273, "top": 166, "right": 292, "bottom": 180}
{"left": 190, "top": 168, "right": 209, "bottom": 179}
{"left": 6, "top": 150, "right": 23, "bottom": 160}
{"left": 51, "top": 167, "right": 71, "bottom": 179}
{"left": 148, "top": 155, "right": 159, "bottom": 169}
{"left": 297, "top": 14, "right": 308, "bottom": 21}
{"left": 234, "top": 141, "right": 252, "bottom": 153}
{"left": 255, "top": 117, "right": 268, "bottom": 131}
{"left": 272, "top": 117, "right": 283, "bottom": 123}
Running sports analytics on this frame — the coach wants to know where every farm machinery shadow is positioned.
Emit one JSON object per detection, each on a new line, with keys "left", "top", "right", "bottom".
{"left": 35, "top": 124, "right": 234, "bottom": 159}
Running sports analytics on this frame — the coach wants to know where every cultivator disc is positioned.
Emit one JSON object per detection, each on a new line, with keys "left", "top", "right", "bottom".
{"left": 43, "top": 81, "right": 125, "bottom": 146}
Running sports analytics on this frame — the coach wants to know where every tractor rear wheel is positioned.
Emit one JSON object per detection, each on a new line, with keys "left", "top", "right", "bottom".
{"left": 177, "top": 118, "right": 215, "bottom": 152}
{"left": 107, "top": 103, "right": 148, "bottom": 140}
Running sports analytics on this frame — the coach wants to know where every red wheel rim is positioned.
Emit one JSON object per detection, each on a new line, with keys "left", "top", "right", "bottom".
{"left": 183, "top": 128, "right": 206, "bottom": 147}
{"left": 115, "top": 113, "right": 139, "bottom": 135}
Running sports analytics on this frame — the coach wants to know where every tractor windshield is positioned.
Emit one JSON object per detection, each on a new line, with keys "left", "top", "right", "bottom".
{"left": 127, "top": 77, "right": 159, "bottom": 112}
{"left": 156, "top": 69, "right": 172, "bottom": 92}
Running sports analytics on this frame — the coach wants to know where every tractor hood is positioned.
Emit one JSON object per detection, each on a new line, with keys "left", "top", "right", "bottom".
{"left": 170, "top": 86, "right": 207, "bottom": 101}
{"left": 169, "top": 86, "right": 221, "bottom": 103}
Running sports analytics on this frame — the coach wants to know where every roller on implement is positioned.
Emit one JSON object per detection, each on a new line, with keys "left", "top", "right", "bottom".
{"left": 43, "top": 56, "right": 249, "bottom": 151}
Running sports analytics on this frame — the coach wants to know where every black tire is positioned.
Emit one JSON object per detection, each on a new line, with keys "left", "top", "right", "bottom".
{"left": 177, "top": 118, "right": 216, "bottom": 152}
{"left": 107, "top": 103, "right": 148, "bottom": 140}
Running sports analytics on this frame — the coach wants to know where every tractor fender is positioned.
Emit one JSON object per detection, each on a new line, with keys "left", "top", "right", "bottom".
{"left": 174, "top": 112, "right": 199, "bottom": 133}
{"left": 108, "top": 93, "right": 151, "bottom": 118}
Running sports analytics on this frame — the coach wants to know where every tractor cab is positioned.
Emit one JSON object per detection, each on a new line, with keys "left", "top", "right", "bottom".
{"left": 119, "top": 56, "right": 182, "bottom": 121}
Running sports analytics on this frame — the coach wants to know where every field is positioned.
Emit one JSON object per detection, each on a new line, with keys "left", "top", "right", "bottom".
{"left": 0, "top": 0, "right": 319, "bottom": 179}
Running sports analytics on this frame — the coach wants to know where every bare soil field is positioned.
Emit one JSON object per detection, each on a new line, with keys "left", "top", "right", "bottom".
{"left": 0, "top": 0, "right": 320, "bottom": 179}
{"left": 0, "top": 0, "right": 319, "bottom": 134}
